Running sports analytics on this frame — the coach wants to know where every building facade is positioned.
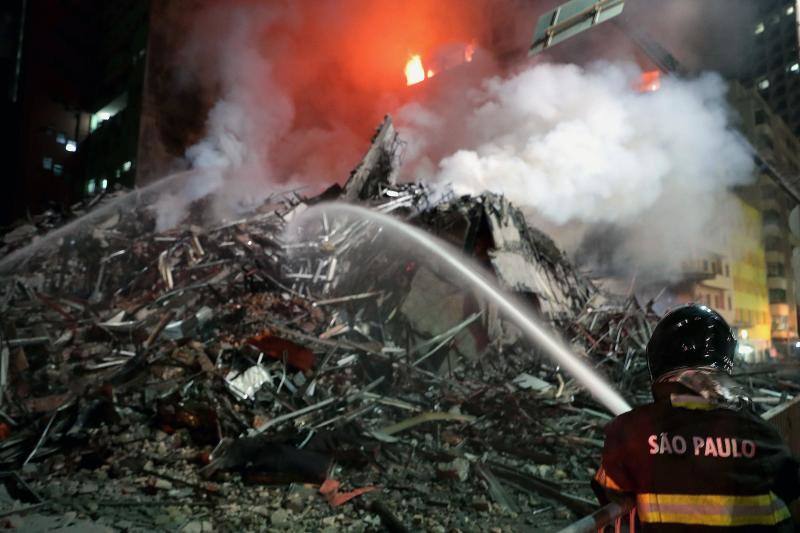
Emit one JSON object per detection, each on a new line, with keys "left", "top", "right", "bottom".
{"left": 675, "top": 199, "right": 773, "bottom": 362}
{"left": 745, "top": 0, "right": 800, "bottom": 137}
{"left": 4, "top": 0, "right": 148, "bottom": 224}
{"left": 729, "top": 82, "right": 800, "bottom": 355}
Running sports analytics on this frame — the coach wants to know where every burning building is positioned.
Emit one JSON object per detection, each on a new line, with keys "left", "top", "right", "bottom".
{"left": 3, "top": 0, "right": 800, "bottom": 530}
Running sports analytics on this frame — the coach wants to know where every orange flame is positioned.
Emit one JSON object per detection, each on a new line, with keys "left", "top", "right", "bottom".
{"left": 464, "top": 41, "right": 475, "bottom": 62}
{"left": 637, "top": 70, "right": 661, "bottom": 92}
{"left": 405, "top": 55, "right": 425, "bottom": 85}
{"left": 427, "top": 69, "right": 435, "bottom": 78}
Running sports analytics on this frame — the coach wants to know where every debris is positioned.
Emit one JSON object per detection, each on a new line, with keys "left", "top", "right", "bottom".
{"left": 375, "top": 411, "right": 476, "bottom": 439}
{"left": 319, "top": 478, "right": 378, "bottom": 507}
{"left": 475, "top": 463, "right": 519, "bottom": 512}
{"left": 225, "top": 365, "right": 272, "bottom": 401}
{"left": 512, "top": 373, "right": 555, "bottom": 393}
{"left": 436, "top": 457, "right": 470, "bottom": 482}
{"left": 0, "top": 115, "right": 794, "bottom": 531}
{"left": 246, "top": 332, "right": 316, "bottom": 371}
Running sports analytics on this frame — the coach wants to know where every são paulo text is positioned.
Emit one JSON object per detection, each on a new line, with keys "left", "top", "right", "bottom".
{"left": 648, "top": 433, "right": 756, "bottom": 458}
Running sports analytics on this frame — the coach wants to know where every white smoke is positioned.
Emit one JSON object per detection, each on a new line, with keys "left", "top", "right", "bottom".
{"left": 399, "top": 62, "right": 755, "bottom": 280}
{"left": 153, "top": 5, "right": 300, "bottom": 231}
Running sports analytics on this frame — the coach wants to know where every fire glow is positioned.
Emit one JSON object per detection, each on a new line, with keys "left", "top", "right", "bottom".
{"left": 637, "top": 70, "right": 661, "bottom": 92}
{"left": 405, "top": 55, "right": 426, "bottom": 85}
{"left": 404, "top": 42, "right": 476, "bottom": 86}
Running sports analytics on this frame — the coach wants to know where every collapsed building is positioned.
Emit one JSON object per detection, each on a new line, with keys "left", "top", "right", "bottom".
{"left": 0, "top": 117, "right": 798, "bottom": 532}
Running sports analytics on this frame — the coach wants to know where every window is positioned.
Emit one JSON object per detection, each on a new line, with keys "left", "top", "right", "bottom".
{"left": 755, "top": 21, "right": 765, "bottom": 34}
{"left": 768, "top": 262, "right": 785, "bottom": 277}
{"left": 761, "top": 185, "right": 778, "bottom": 199}
{"left": 65, "top": 140, "right": 76, "bottom": 153}
{"left": 714, "top": 295, "right": 722, "bottom": 309}
{"left": 758, "top": 78, "right": 771, "bottom": 90}
{"left": 703, "top": 260, "right": 709, "bottom": 271}
{"left": 42, "top": 157, "right": 52, "bottom": 170}
{"left": 101, "top": 179, "right": 108, "bottom": 190}
{"left": 53, "top": 164, "right": 63, "bottom": 176}
{"left": 787, "top": 4, "right": 795, "bottom": 15}
{"left": 769, "top": 288, "right": 788, "bottom": 303}
{"left": 56, "top": 132, "right": 66, "bottom": 144}
{"left": 765, "top": 236, "right": 783, "bottom": 251}
{"left": 789, "top": 62, "right": 799, "bottom": 73}
{"left": 86, "top": 179, "right": 96, "bottom": 195}
{"left": 773, "top": 314, "right": 789, "bottom": 331}
{"left": 727, "top": 296, "right": 732, "bottom": 310}
{"left": 122, "top": 160, "right": 132, "bottom": 172}
{"left": 724, "top": 264, "right": 730, "bottom": 277}
{"left": 763, "top": 209, "right": 781, "bottom": 225}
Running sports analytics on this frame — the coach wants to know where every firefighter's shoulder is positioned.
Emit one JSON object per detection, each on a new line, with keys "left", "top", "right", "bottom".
{"left": 604, "top": 402, "right": 659, "bottom": 436}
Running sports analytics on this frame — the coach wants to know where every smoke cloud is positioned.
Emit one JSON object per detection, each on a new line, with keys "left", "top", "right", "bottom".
{"left": 398, "top": 62, "right": 755, "bottom": 281}
{"left": 152, "top": 0, "right": 757, "bottom": 285}
{"left": 153, "top": 0, "right": 492, "bottom": 230}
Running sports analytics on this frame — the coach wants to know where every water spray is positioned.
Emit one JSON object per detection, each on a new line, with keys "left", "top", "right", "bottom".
{"left": 294, "top": 202, "right": 632, "bottom": 416}
{"left": 0, "top": 170, "right": 194, "bottom": 274}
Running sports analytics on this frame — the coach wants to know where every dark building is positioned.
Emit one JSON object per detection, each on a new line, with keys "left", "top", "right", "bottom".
{"left": 2, "top": 0, "right": 148, "bottom": 225}
{"left": 746, "top": 0, "right": 800, "bottom": 137}
{"left": 0, "top": 1, "right": 25, "bottom": 226}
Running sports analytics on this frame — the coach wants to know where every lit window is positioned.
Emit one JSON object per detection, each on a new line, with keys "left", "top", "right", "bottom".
{"left": 65, "top": 140, "right": 77, "bottom": 152}
{"left": 56, "top": 132, "right": 66, "bottom": 144}
{"left": 53, "top": 164, "right": 63, "bottom": 176}
{"left": 755, "top": 21, "right": 765, "bottom": 34}
{"left": 788, "top": 5, "right": 796, "bottom": 15}
{"left": 115, "top": 169, "right": 121, "bottom": 178}
{"left": 101, "top": 179, "right": 108, "bottom": 190}
{"left": 758, "top": 78, "right": 771, "bottom": 90}
{"left": 86, "top": 180, "right": 96, "bottom": 195}
{"left": 790, "top": 62, "right": 800, "bottom": 73}
{"left": 42, "top": 157, "right": 52, "bottom": 170}
{"left": 122, "top": 160, "right": 132, "bottom": 172}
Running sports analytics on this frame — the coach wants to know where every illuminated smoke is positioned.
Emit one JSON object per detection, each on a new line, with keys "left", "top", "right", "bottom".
{"left": 152, "top": 1, "right": 756, "bottom": 285}
{"left": 153, "top": 0, "right": 489, "bottom": 230}
{"left": 398, "top": 62, "right": 755, "bottom": 279}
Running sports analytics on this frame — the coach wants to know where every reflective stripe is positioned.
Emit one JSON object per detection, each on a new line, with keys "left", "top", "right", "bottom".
{"left": 669, "top": 393, "right": 718, "bottom": 410}
{"left": 637, "top": 492, "right": 791, "bottom": 526}
{"left": 594, "top": 466, "right": 624, "bottom": 492}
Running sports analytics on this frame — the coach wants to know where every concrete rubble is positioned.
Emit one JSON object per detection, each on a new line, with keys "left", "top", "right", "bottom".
{"left": 1, "top": 116, "right": 799, "bottom": 531}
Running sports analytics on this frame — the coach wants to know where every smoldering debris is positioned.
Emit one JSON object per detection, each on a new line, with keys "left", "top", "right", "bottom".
{"left": 0, "top": 117, "right": 798, "bottom": 531}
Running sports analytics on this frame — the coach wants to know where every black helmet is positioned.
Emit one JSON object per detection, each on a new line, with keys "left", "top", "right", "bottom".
{"left": 646, "top": 303, "right": 737, "bottom": 381}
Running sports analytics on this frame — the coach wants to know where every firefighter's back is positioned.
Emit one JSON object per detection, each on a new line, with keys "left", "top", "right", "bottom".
{"left": 593, "top": 304, "right": 800, "bottom": 532}
{"left": 601, "top": 387, "right": 796, "bottom": 532}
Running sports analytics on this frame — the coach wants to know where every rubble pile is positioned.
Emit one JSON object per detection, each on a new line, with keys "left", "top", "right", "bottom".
{"left": 1, "top": 118, "right": 797, "bottom": 531}
{"left": 0, "top": 187, "right": 131, "bottom": 260}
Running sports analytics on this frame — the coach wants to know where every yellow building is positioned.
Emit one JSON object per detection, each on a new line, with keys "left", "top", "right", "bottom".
{"left": 729, "top": 200, "right": 772, "bottom": 361}
{"left": 728, "top": 82, "right": 800, "bottom": 355}
{"left": 677, "top": 199, "right": 771, "bottom": 362}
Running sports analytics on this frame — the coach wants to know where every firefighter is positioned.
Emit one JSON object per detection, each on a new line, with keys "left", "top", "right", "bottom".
{"left": 593, "top": 303, "right": 800, "bottom": 531}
